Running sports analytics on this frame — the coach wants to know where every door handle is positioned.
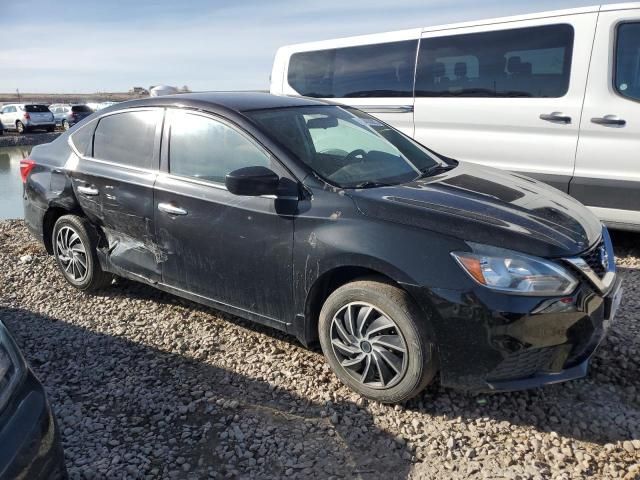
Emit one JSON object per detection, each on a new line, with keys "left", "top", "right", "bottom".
{"left": 158, "top": 203, "right": 188, "bottom": 216}
{"left": 591, "top": 115, "right": 626, "bottom": 127}
{"left": 539, "top": 112, "right": 572, "bottom": 124}
{"left": 77, "top": 185, "right": 99, "bottom": 196}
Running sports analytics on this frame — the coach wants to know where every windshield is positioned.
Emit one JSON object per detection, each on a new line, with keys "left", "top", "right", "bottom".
{"left": 246, "top": 106, "right": 441, "bottom": 188}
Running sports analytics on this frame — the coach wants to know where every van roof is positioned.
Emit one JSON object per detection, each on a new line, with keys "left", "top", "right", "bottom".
{"left": 277, "top": 2, "right": 640, "bottom": 52}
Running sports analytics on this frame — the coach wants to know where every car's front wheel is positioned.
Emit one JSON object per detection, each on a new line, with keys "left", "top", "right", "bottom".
{"left": 52, "top": 215, "right": 113, "bottom": 291}
{"left": 16, "top": 121, "right": 25, "bottom": 134}
{"left": 319, "top": 278, "right": 437, "bottom": 404}
{"left": 62, "top": 119, "right": 70, "bottom": 131}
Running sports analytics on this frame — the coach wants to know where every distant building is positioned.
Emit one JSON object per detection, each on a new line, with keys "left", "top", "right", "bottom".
{"left": 130, "top": 87, "right": 149, "bottom": 95}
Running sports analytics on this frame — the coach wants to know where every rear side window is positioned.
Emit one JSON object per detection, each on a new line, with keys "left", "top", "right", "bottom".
{"left": 25, "top": 105, "right": 50, "bottom": 113}
{"left": 70, "top": 120, "right": 98, "bottom": 157}
{"left": 72, "top": 105, "right": 92, "bottom": 113}
{"left": 615, "top": 22, "right": 640, "bottom": 102}
{"left": 168, "top": 111, "right": 270, "bottom": 184}
{"left": 288, "top": 40, "right": 418, "bottom": 98}
{"left": 93, "top": 110, "right": 160, "bottom": 169}
{"left": 415, "top": 24, "right": 574, "bottom": 98}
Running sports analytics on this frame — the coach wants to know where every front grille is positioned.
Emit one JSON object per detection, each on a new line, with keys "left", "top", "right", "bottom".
{"left": 487, "top": 347, "right": 556, "bottom": 381}
{"left": 581, "top": 238, "right": 607, "bottom": 278}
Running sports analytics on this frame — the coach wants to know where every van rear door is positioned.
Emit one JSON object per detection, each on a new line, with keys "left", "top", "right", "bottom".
{"left": 413, "top": 12, "right": 597, "bottom": 192}
{"left": 572, "top": 8, "right": 640, "bottom": 228}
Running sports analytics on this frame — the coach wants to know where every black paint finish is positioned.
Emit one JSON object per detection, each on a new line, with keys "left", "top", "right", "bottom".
{"left": 22, "top": 92, "right": 617, "bottom": 392}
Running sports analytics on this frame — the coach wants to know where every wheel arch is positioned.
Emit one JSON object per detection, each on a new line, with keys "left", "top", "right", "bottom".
{"left": 42, "top": 205, "right": 85, "bottom": 254}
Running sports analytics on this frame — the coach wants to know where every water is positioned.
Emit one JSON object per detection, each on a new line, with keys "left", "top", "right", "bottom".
{"left": 0, "top": 146, "right": 32, "bottom": 219}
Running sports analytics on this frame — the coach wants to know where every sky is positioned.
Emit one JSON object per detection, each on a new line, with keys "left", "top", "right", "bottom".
{"left": 0, "top": 0, "right": 620, "bottom": 93}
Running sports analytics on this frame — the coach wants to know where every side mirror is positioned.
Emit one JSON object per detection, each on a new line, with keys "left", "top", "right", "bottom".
{"left": 225, "top": 166, "right": 280, "bottom": 196}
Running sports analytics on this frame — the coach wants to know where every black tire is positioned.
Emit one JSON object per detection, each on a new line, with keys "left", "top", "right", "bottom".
{"left": 46, "top": 125, "right": 55, "bottom": 132}
{"left": 62, "top": 119, "right": 70, "bottom": 131}
{"left": 16, "top": 121, "right": 25, "bottom": 134}
{"left": 52, "top": 215, "right": 113, "bottom": 291}
{"left": 319, "top": 278, "right": 437, "bottom": 404}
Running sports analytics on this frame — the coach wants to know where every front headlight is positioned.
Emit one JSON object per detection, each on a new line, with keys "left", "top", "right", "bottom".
{"left": 451, "top": 243, "right": 578, "bottom": 296}
{"left": 0, "top": 321, "right": 26, "bottom": 412}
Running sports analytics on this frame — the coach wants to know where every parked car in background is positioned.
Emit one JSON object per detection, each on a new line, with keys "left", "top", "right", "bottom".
{"left": 49, "top": 104, "right": 94, "bottom": 130}
{"left": 21, "top": 92, "right": 622, "bottom": 403}
{"left": 272, "top": 2, "right": 640, "bottom": 231}
{"left": 0, "top": 318, "right": 66, "bottom": 478}
{"left": 0, "top": 104, "right": 55, "bottom": 134}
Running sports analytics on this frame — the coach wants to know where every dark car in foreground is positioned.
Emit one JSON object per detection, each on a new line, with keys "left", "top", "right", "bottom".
{"left": 21, "top": 92, "right": 623, "bottom": 403}
{"left": 0, "top": 319, "right": 66, "bottom": 479}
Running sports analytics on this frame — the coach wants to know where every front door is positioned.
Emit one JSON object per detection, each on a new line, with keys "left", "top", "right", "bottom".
{"left": 572, "top": 10, "right": 640, "bottom": 228}
{"left": 413, "top": 14, "right": 597, "bottom": 192}
{"left": 154, "top": 109, "right": 294, "bottom": 326}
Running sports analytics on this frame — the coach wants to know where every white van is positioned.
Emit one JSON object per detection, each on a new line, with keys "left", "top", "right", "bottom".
{"left": 271, "top": 3, "right": 640, "bottom": 231}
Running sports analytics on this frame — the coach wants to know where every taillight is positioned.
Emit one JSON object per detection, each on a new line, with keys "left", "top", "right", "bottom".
{"left": 20, "top": 158, "right": 35, "bottom": 184}
{"left": 24, "top": 112, "right": 31, "bottom": 120}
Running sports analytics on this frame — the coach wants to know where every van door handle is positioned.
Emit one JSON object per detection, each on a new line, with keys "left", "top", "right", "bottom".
{"left": 539, "top": 112, "right": 572, "bottom": 124}
{"left": 158, "top": 203, "right": 188, "bottom": 216}
{"left": 77, "top": 185, "right": 99, "bottom": 196}
{"left": 591, "top": 115, "right": 626, "bottom": 127}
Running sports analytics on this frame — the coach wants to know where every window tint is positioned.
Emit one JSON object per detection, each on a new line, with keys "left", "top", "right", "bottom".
{"left": 25, "top": 105, "right": 50, "bottom": 113}
{"left": 72, "top": 105, "right": 92, "bottom": 113}
{"left": 93, "top": 110, "right": 160, "bottom": 169}
{"left": 169, "top": 111, "right": 270, "bottom": 184}
{"left": 70, "top": 119, "right": 98, "bottom": 157}
{"left": 615, "top": 22, "right": 640, "bottom": 102}
{"left": 416, "top": 25, "right": 574, "bottom": 98}
{"left": 288, "top": 40, "right": 418, "bottom": 98}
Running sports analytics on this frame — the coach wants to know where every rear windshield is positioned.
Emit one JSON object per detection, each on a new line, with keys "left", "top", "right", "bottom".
{"left": 25, "top": 105, "right": 50, "bottom": 113}
{"left": 72, "top": 105, "right": 93, "bottom": 113}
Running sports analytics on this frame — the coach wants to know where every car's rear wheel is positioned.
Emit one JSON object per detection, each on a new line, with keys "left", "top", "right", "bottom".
{"left": 16, "top": 121, "right": 25, "bottom": 134}
{"left": 62, "top": 119, "right": 70, "bottom": 131}
{"left": 318, "top": 278, "right": 437, "bottom": 404}
{"left": 52, "top": 215, "right": 112, "bottom": 291}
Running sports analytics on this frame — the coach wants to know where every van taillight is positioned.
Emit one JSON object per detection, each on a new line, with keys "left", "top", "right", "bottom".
{"left": 20, "top": 158, "right": 35, "bottom": 183}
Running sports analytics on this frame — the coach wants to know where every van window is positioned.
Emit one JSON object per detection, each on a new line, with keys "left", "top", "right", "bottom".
{"left": 168, "top": 111, "right": 270, "bottom": 184}
{"left": 93, "top": 110, "right": 160, "bottom": 169}
{"left": 615, "top": 22, "right": 640, "bottom": 102}
{"left": 416, "top": 24, "right": 574, "bottom": 98}
{"left": 288, "top": 40, "right": 418, "bottom": 98}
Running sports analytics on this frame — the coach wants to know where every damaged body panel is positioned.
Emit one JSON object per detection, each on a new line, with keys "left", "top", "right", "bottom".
{"left": 23, "top": 92, "right": 621, "bottom": 396}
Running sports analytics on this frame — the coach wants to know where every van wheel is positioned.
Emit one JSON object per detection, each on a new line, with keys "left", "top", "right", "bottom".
{"left": 16, "top": 121, "right": 25, "bottom": 134}
{"left": 318, "top": 278, "right": 437, "bottom": 404}
{"left": 62, "top": 120, "right": 70, "bottom": 131}
{"left": 52, "top": 215, "right": 113, "bottom": 291}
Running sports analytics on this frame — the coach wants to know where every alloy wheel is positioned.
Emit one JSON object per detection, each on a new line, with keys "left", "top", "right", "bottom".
{"left": 55, "top": 226, "right": 88, "bottom": 282}
{"left": 330, "top": 302, "right": 408, "bottom": 389}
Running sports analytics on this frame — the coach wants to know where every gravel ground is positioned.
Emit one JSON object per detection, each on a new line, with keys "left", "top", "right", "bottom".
{"left": 0, "top": 219, "right": 639, "bottom": 479}
{"left": 0, "top": 131, "right": 61, "bottom": 147}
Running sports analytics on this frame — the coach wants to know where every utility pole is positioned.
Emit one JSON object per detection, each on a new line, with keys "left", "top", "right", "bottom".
{"left": 16, "top": 89, "right": 21, "bottom": 102}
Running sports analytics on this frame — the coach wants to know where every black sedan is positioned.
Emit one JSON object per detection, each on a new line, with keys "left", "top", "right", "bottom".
{"left": 0, "top": 319, "right": 66, "bottom": 478}
{"left": 21, "top": 92, "right": 622, "bottom": 403}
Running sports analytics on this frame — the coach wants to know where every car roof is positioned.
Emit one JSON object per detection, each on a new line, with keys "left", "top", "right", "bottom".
{"left": 115, "top": 91, "right": 332, "bottom": 113}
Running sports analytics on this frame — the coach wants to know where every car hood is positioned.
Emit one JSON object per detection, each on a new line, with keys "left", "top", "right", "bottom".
{"left": 347, "top": 162, "right": 602, "bottom": 258}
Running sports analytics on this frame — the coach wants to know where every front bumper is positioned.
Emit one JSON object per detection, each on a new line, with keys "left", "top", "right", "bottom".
{"left": 0, "top": 370, "right": 67, "bottom": 479}
{"left": 405, "top": 275, "right": 622, "bottom": 392}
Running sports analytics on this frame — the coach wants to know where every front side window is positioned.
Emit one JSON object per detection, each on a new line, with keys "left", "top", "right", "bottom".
{"left": 93, "top": 110, "right": 160, "bottom": 169}
{"left": 288, "top": 40, "right": 418, "bottom": 98}
{"left": 416, "top": 24, "right": 574, "bottom": 98}
{"left": 247, "top": 106, "right": 440, "bottom": 188}
{"left": 169, "top": 111, "right": 270, "bottom": 184}
{"left": 615, "top": 22, "right": 640, "bottom": 102}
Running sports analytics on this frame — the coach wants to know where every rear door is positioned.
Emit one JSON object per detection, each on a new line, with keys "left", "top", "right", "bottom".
{"left": 414, "top": 13, "right": 597, "bottom": 192}
{"left": 68, "top": 108, "right": 164, "bottom": 281}
{"left": 280, "top": 33, "right": 420, "bottom": 136}
{"left": 154, "top": 109, "right": 295, "bottom": 326}
{"left": 572, "top": 9, "right": 640, "bottom": 227}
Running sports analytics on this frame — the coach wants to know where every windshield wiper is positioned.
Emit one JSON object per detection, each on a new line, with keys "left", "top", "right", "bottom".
{"left": 417, "top": 163, "right": 456, "bottom": 179}
{"left": 353, "top": 181, "right": 391, "bottom": 189}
